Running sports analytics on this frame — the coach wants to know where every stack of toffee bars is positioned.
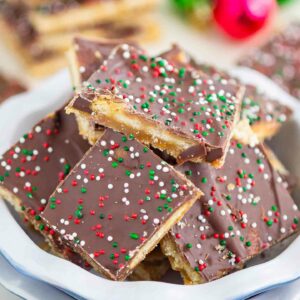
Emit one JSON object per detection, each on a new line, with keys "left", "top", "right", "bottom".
{"left": 0, "top": 0, "right": 159, "bottom": 77}
{"left": 0, "top": 36, "right": 299, "bottom": 284}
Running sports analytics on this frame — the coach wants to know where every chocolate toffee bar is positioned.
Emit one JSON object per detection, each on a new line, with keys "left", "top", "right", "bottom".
{"left": 238, "top": 23, "right": 300, "bottom": 100}
{"left": 162, "top": 45, "right": 292, "bottom": 141}
{"left": 67, "top": 44, "right": 244, "bottom": 166}
{"left": 0, "top": 108, "right": 168, "bottom": 280}
{"left": 0, "top": 1, "right": 158, "bottom": 77}
{"left": 42, "top": 129, "right": 201, "bottom": 280}
{"left": 0, "top": 109, "right": 91, "bottom": 261}
{"left": 161, "top": 129, "right": 300, "bottom": 284}
{"left": 0, "top": 74, "right": 26, "bottom": 104}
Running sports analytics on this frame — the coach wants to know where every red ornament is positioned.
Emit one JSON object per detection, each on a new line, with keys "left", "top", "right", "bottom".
{"left": 213, "top": 0, "right": 277, "bottom": 39}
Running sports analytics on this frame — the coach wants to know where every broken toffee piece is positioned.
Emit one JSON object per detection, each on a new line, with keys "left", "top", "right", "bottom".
{"left": 67, "top": 44, "right": 244, "bottom": 166}
{"left": 238, "top": 22, "right": 300, "bottom": 100}
{"left": 42, "top": 129, "right": 201, "bottom": 281}
{"left": 0, "top": 108, "right": 167, "bottom": 280}
{"left": 161, "top": 45, "right": 292, "bottom": 141}
{"left": 161, "top": 138, "right": 300, "bottom": 284}
{"left": 0, "top": 109, "right": 91, "bottom": 263}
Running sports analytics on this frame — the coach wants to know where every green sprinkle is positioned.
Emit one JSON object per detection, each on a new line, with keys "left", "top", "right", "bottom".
{"left": 271, "top": 205, "right": 277, "bottom": 212}
{"left": 50, "top": 203, "right": 56, "bottom": 209}
{"left": 220, "top": 240, "right": 226, "bottom": 246}
{"left": 186, "top": 243, "right": 193, "bottom": 249}
{"left": 75, "top": 210, "right": 83, "bottom": 219}
{"left": 179, "top": 68, "right": 186, "bottom": 78}
{"left": 201, "top": 177, "right": 207, "bottom": 184}
{"left": 125, "top": 255, "right": 131, "bottom": 261}
{"left": 112, "top": 162, "right": 119, "bottom": 168}
{"left": 129, "top": 232, "right": 139, "bottom": 240}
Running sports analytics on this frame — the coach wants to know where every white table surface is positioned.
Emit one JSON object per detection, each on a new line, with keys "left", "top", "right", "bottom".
{"left": 0, "top": 0, "right": 300, "bottom": 299}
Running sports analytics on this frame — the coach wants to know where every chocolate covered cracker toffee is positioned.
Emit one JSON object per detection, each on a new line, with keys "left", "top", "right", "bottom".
{"left": 161, "top": 137, "right": 300, "bottom": 284}
{"left": 42, "top": 129, "right": 201, "bottom": 280}
{"left": 0, "top": 0, "right": 158, "bottom": 77}
{"left": 0, "top": 109, "right": 90, "bottom": 260}
{"left": 161, "top": 45, "right": 292, "bottom": 141}
{"left": 67, "top": 44, "right": 244, "bottom": 166}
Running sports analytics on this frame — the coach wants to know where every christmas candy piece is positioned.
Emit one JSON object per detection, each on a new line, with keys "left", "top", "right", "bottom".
{"left": 161, "top": 128, "right": 300, "bottom": 284}
{"left": 42, "top": 128, "right": 201, "bottom": 281}
{"left": 161, "top": 45, "right": 292, "bottom": 141}
{"left": 0, "top": 108, "right": 168, "bottom": 280}
{"left": 67, "top": 44, "right": 244, "bottom": 166}
{"left": 0, "top": 109, "right": 91, "bottom": 263}
{"left": 238, "top": 22, "right": 300, "bottom": 99}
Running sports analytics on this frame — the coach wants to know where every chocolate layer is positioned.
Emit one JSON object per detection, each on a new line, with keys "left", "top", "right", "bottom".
{"left": 71, "top": 44, "right": 243, "bottom": 164}
{"left": 168, "top": 140, "right": 300, "bottom": 281}
{"left": 73, "top": 37, "right": 137, "bottom": 83}
{"left": 42, "top": 128, "right": 200, "bottom": 280}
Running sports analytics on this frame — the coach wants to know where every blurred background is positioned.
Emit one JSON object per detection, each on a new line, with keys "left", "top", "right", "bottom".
{"left": 0, "top": 0, "right": 300, "bottom": 87}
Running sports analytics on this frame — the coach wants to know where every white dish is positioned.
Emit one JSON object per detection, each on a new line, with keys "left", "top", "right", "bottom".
{"left": 0, "top": 68, "right": 300, "bottom": 300}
